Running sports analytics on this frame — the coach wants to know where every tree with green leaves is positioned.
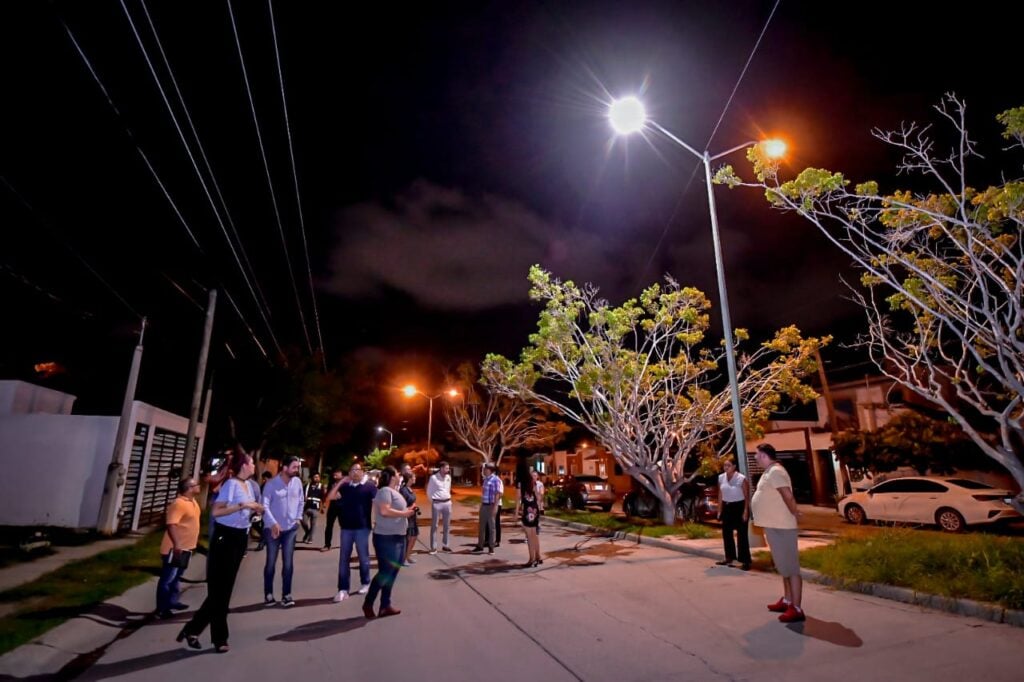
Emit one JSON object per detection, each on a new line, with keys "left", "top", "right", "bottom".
{"left": 834, "top": 411, "right": 998, "bottom": 477}
{"left": 364, "top": 446, "right": 396, "bottom": 471}
{"left": 483, "top": 266, "right": 825, "bottom": 524}
{"left": 717, "top": 95, "right": 1024, "bottom": 512}
{"left": 443, "top": 362, "right": 570, "bottom": 467}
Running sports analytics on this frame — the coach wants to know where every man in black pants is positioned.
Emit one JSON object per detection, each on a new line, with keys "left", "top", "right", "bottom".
{"left": 320, "top": 469, "right": 345, "bottom": 551}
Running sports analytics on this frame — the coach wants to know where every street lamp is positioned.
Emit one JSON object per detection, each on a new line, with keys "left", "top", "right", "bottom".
{"left": 401, "top": 385, "right": 459, "bottom": 454}
{"left": 608, "top": 96, "right": 786, "bottom": 478}
{"left": 376, "top": 426, "right": 394, "bottom": 450}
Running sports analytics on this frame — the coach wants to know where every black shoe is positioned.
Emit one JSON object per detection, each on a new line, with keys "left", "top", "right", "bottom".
{"left": 487, "top": 547, "right": 494, "bottom": 554}
{"left": 442, "top": 546, "right": 453, "bottom": 552}
{"left": 253, "top": 545, "right": 265, "bottom": 552}
{"left": 176, "top": 628, "right": 201, "bottom": 650}
{"left": 170, "top": 603, "right": 189, "bottom": 611}
{"left": 156, "top": 610, "right": 174, "bottom": 620}
{"left": 471, "top": 547, "right": 483, "bottom": 553}
{"left": 715, "top": 559, "right": 734, "bottom": 566}
{"left": 740, "top": 563, "right": 751, "bottom": 571}
{"left": 282, "top": 595, "right": 295, "bottom": 608}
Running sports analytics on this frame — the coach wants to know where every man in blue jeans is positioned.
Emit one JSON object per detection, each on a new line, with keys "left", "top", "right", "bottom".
{"left": 328, "top": 463, "right": 378, "bottom": 603}
{"left": 261, "top": 455, "right": 305, "bottom": 608}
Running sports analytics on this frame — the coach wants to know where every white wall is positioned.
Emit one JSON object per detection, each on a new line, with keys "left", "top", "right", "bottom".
{"left": 0, "top": 414, "right": 117, "bottom": 527}
{"left": 0, "top": 380, "right": 76, "bottom": 415}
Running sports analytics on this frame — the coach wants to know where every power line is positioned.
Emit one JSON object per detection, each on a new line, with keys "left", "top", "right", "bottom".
{"left": 57, "top": 13, "right": 203, "bottom": 251}
{"left": 138, "top": 0, "right": 274, "bottom": 322}
{"left": 58, "top": 11, "right": 275, "bottom": 360}
{"left": 116, "top": 0, "right": 284, "bottom": 357}
{"left": 267, "top": 0, "right": 326, "bottom": 370}
{"left": 226, "top": 0, "right": 312, "bottom": 355}
{"left": 705, "top": 0, "right": 782, "bottom": 149}
{"left": 2, "top": 176, "right": 143, "bottom": 320}
{"left": 633, "top": 0, "right": 783, "bottom": 289}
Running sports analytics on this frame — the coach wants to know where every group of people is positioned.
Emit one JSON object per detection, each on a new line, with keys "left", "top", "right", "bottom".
{"left": 156, "top": 443, "right": 804, "bottom": 653}
{"left": 156, "top": 453, "right": 506, "bottom": 653}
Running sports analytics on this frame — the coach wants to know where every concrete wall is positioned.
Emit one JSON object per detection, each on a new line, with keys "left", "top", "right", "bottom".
{"left": 0, "top": 380, "right": 76, "bottom": 415}
{"left": 0, "top": 414, "right": 117, "bottom": 527}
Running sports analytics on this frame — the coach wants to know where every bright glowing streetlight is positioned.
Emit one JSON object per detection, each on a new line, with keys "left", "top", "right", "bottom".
{"left": 376, "top": 425, "right": 394, "bottom": 449}
{"left": 608, "top": 96, "right": 647, "bottom": 134}
{"left": 401, "top": 385, "right": 459, "bottom": 453}
{"left": 608, "top": 96, "right": 789, "bottom": 478}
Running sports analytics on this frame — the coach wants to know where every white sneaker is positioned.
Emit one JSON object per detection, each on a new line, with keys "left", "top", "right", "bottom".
{"left": 428, "top": 549, "right": 438, "bottom": 555}
{"left": 332, "top": 590, "right": 348, "bottom": 603}
{"left": 356, "top": 585, "right": 369, "bottom": 595}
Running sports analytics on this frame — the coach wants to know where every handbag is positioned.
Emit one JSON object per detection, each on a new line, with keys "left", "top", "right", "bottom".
{"left": 168, "top": 549, "right": 192, "bottom": 569}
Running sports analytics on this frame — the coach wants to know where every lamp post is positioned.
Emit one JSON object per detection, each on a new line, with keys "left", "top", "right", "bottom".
{"left": 608, "top": 96, "right": 786, "bottom": 477}
{"left": 376, "top": 426, "right": 394, "bottom": 450}
{"left": 402, "top": 385, "right": 459, "bottom": 453}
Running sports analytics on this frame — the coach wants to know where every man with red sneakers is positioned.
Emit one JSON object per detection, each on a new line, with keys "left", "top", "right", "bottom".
{"left": 751, "top": 443, "right": 805, "bottom": 623}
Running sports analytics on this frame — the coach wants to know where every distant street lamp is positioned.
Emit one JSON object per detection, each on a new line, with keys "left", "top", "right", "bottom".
{"left": 401, "top": 385, "right": 459, "bottom": 453}
{"left": 376, "top": 426, "right": 394, "bottom": 450}
{"left": 608, "top": 96, "right": 786, "bottom": 477}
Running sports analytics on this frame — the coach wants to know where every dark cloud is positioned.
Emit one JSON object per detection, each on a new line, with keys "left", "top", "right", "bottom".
{"left": 325, "top": 180, "right": 638, "bottom": 311}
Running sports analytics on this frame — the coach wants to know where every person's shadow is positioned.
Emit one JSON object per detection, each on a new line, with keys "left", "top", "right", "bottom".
{"left": 786, "top": 617, "right": 863, "bottom": 647}
{"left": 267, "top": 616, "right": 368, "bottom": 642}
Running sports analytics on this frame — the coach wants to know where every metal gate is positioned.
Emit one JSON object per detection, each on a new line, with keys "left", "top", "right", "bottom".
{"left": 118, "top": 423, "right": 149, "bottom": 533}
{"left": 135, "top": 428, "right": 187, "bottom": 529}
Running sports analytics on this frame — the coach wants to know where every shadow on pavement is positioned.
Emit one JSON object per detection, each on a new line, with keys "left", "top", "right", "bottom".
{"left": 786, "top": 617, "right": 863, "bottom": 647}
{"left": 12, "top": 602, "right": 149, "bottom": 628}
{"left": 74, "top": 647, "right": 214, "bottom": 681}
{"left": 428, "top": 559, "right": 526, "bottom": 580}
{"left": 267, "top": 616, "right": 368, "bottom": 642}
{"left": 228, "top": 597, "right": 335, "bottom": 615}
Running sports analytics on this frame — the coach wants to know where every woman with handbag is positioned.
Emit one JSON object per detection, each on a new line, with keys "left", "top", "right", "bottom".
{"left": 178, "top": 447, "right": 263, "bottom": 653}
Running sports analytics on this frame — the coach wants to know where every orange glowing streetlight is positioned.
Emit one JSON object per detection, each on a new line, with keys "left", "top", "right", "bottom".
{"left": 401, "top": 385, "right": 459, "bottom": 453}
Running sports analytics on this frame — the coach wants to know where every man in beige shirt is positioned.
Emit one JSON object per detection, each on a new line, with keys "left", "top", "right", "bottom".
{"left": 751, "top": 444, "right": 805, "bottom": 623}
{"left": 157, "top": 478, "right": 202, "bottom": 619}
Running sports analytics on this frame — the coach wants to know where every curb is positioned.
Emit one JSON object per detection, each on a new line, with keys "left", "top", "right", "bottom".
{"left": 540, "top": 515, "right": 1024, "bottom": 628}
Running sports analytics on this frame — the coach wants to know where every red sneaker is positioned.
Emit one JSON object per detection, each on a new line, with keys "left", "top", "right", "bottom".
{"left": 778, "top": 605, "right": 806, "bottom": 623}
{"left": 767, "top": 598, "right": 789, "bottom": 613}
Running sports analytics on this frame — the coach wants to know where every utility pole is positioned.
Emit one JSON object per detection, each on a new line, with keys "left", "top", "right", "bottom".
{"left": 183, "top": 289, "right": 216, "bottom": 480}
{"left": 814, "top": 347, "right": 850, "bottom": 495}
{"left": 96, "top": 317, "right": 146, "bottom": 535}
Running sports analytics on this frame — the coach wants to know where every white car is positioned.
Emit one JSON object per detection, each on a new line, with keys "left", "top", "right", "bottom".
{"left": 837, "top": 477, "right": 1021, "bottom": 532}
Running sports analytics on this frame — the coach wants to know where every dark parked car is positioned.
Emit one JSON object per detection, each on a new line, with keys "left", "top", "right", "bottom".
{"left": 553, "top": 475, "right": 616, "bottom": 512}
{"left": 622, "top": 477, "right": 719, "bottom": 522}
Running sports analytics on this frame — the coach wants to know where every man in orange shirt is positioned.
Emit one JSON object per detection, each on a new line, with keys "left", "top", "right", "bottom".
{"left": 156, "top": 478, "right": 202, "bottom": 619}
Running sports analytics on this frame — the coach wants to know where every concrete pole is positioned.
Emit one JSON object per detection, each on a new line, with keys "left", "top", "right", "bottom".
{"left": 96, "top": 317, "right": 146, "bottom": 535}
{"left": 183, "top": 289, "right": 216, "bottom": 479}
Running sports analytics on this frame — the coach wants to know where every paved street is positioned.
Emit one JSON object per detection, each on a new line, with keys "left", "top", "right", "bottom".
{"left": 48, "top": 500, "right": 1024, "bottom": 681}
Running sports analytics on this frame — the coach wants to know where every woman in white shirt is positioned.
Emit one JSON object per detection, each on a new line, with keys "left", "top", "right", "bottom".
{"left": 715, "top": 458, "right": 752, "bottom": 569}
{"left": 178, "top": 447, "right": 264, "bottom": 653}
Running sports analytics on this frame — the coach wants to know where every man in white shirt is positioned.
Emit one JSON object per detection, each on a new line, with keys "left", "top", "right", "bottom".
{"left": 751, "top": 444, "right": 805, "bottom": 623}
{"left": 261, "top": 456, "right": 305, "bottom": 608}
{"left": 426, "top": 462, "right": 453, "bottom": 554}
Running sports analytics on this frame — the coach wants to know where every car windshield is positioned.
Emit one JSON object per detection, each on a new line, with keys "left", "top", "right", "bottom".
{"left": 947, "top": 479, "right": 994, "bottom": 490}
{"left": 575, "top": 476, "right": 606, "bottom": 483}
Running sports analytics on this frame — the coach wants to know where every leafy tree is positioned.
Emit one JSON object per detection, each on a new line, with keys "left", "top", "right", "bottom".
{"left": 718, "top": 95, "right": 1024, "bottom": 511}
{"left": 483, "top": 266, "right": 825, "bottom": 524}
{"left": 443, "top": 363, "right": 570, "bottom": 467}
{"left": 364, "top": 446, "right": 395, "bottom": 471}
{"left": 834, "top": 411, "right": 998, "bottom": 477}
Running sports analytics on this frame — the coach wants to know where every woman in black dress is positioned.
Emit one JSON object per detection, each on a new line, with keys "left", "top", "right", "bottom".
{"left": 516, "top": 479, "right": 542, "bottom": 567}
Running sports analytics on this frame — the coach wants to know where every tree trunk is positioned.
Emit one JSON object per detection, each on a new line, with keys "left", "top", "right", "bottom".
{"left": 659, "top": 489, "right": 676, "bottom": 526}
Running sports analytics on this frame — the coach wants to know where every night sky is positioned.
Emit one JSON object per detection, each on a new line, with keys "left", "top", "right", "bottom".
{"left": 2, "top": 1, "right": 1018, "bottom": 453}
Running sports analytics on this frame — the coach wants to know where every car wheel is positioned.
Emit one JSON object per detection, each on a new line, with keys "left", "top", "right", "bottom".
{"left": 600, "top": 504, "right": 613, "bottom": 512}
{"left": 936, "top": 507, "right": 966, "bottom": 533}
{"left": 844, "top": 504, "right": 867, "bottom": 525}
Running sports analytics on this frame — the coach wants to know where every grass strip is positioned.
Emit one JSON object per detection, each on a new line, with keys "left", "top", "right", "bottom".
{"left": 0, "top": 531, "right": 162, "bottom": 655}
